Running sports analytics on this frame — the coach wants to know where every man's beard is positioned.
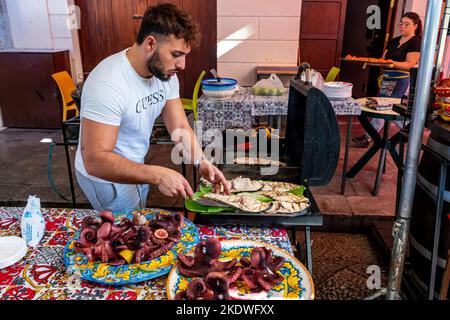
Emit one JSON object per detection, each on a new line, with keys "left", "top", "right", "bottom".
{"left": 147, "top": 51, "right": 174, "bottom": 82}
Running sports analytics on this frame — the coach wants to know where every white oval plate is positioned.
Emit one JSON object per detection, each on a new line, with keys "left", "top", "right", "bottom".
{"left": 0, "top": 236, "right": 28, "bottom": 269}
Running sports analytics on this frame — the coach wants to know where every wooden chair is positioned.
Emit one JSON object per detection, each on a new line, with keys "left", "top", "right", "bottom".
{"left": 52, "top": 71, "right": 80, "bottom": 121}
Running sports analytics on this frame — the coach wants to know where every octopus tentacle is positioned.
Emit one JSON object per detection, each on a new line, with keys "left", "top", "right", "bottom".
{"left": 216, "top": 258, "right": 237, "bottom": 271}
{"left": 135, "top": 248, "right": 145, "bottom": 263}
{"left": 266, "top": 271, "right": 284, "bottom": 285}
{"left": 240, "top": 267, "right": 257, "bottom": 289}
{"left": 97, "top": 222, "right": 111, "bottom": 240}
{"left": 177, "top": 264, "right": 206, "bottom": 278}
{"left": 145, "top": 242, "right": 174, "bottom": 261}
{"left": 80, "top": 227, "right": 97, "bottom": 244}
{"left": 256, "top": 272, "right": 275, "bottom": 291}
{"left": 174, "top": 291, "right": 188, "bottom": 300}
{"left": 268, "top": 256, "right": 285, "bottom": 272}
{"left": 170, "top": 212, "right": 184, "bottom": 229}
{"left": 239, "top": 257, "right": 251, "bottom": 267}
{"left": 74, "top": 241, "right": 95, "bottom": 262}
{"left": 167, "top": 229, "right": 182, "bottom": 242}
{"left": 81, "top": 216, "right": 101, "bottom": 230}
{"left": 262, "top": 247, "right": 273, "bottom": 265}
{"left": 108, "top": 257, "right": 127, "bottom": 266}
{"left": 250, "top": 247, "right": 267, "bottom": 269}
{"left": 227, "top": 267, "right": 242, "bottom": 284}
{"left": 99, "top": 210, "right": 115, "bottom": 224}
{"left": 177, "top": 253, "right": 195, "bottom": 267}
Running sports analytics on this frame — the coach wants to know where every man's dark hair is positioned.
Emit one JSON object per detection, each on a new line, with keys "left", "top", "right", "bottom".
{"left": 136, "top": 3, "right": 201, "bottom": 47}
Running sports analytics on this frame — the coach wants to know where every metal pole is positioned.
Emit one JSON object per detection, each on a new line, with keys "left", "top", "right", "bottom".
{"left": 386, "top": 0, "right": 443, "bottom": 300}
{"left": 435, "top": 1, "right": 450, "bottom": 82}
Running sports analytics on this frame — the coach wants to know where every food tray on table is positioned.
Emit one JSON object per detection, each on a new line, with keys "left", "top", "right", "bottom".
{"left": 186, "top": 175, "right": 312, "bottom": 218}
{"left": 166, "top": 239, "right": 314, "bottom": 300}
{"left": 185, "top": 160, "right": 324, "bottom": 227}
{"left": 63, "top": 209, "right": 200, "bottom": 285}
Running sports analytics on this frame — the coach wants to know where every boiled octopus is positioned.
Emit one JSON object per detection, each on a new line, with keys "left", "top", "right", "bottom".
{"left": 174, "top": 238, "right": 285, "bottom": 300}
{"left": 73, "top": 210, "right": 185, "bottom": 265}
{"left": 177, "top": 237, "right": 238, "bottom": 277}
{"left": 238, "top": 247, "right": 285, "bottom": 291}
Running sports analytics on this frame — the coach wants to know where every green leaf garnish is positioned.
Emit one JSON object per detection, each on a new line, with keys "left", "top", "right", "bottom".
{"left": 199, "top": 183, "right": 213, "bottom": 195}
{"left": 185, "top": 197, "right": 234, "bottom": 214}
{"left": 288, "top": 185, "right": 306, "bottom": 197}
{"left": 237, "top": 192, "right": 273, "bottom": 202}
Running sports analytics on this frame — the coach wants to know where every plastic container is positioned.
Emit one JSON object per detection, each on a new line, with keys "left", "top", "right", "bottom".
{"left": 201, "top": 78, "right": 237, "bottom": 91}
{"left": 21, "top": 195, "right": 45, "bottom": 247}
{"left": 322, "top": 81, "right": 353, "bottom": 100}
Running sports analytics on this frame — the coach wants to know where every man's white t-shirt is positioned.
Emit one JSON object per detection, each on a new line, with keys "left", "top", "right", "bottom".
{"left": 75, "top": 49, "right": 180, "bottom": 182}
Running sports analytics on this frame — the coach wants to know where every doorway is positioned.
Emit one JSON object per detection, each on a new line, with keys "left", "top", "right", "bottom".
{"left": 340, "top": 0, "right": 397, "bottom": 98}
{"left": 298, "top": 0, "right": 348, "bottom": 77}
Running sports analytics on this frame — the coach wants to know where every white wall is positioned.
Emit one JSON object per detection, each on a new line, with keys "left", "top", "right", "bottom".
{"left": 4, "top": 0, "right": 83, "bottom": 82}
{"left": 6, "top": 0, "right": 53, "bottom": 48}
{"left": 0, "top": 0, "right": 13, "bottom": 49}
{"left": 217, "top": 0, "right": 302, "bottom": 86}
{"left": 408, "top": 0, "right": 428, "bottom": 22}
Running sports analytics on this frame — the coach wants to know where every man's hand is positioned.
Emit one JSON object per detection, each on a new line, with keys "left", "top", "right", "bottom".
{"left": 198, "top": 160, "right": 230, "bottom": 195}
{"left": 156, "top": 167, "right": 194, "bottom": 199}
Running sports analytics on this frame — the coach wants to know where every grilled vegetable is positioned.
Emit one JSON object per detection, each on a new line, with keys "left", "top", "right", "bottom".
{"left": 229, "top": 176, "right": 264, "bottom": 193}
{"left": 265, "top": 201, "right": 309, "bottom": 214}
{"left": 257, "top": 190, "right": 309, "bottom": 203}
{"left": 259, "top": 181, "right": 300, "bottom": 192}
{"left": 202, "top": 193, "right": 271, "bottom": 213}
{"left": 233, "top": 157, "right": 287, "bottom": 167}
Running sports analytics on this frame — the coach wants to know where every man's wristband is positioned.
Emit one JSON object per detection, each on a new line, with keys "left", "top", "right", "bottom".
{"left": 194, "top": 159, "right": 202, "bottom": 170}
{"left": 194, "top": 158, "right": 212, "bottom": 170}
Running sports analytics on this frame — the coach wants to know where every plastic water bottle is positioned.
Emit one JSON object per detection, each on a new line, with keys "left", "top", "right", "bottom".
{"left": 21, "top": 196, "right": 45, "bottom": 247}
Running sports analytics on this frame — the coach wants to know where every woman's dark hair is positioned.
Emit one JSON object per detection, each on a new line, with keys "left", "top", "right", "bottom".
{"left": 402, "top": 12, "right": 422, "bottom": 37}
{"left": 136, "top": 3, "right": 201, "bottom": 47}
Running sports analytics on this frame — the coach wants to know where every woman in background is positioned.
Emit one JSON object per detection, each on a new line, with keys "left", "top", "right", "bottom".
{"left": 352, "top": 12, "right": 422, "bottom": 147}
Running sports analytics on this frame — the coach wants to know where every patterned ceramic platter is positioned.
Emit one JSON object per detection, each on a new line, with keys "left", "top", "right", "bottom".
{"left": 166, "top": 240, "right": 314, "bottom": 300}
{"left": 63, "top": 210, "right": 200, "bottom": 285}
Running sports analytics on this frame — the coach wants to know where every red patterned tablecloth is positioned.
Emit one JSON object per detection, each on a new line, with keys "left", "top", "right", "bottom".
{"left": 0, "top": 207, "right": 292, "bottom": 300}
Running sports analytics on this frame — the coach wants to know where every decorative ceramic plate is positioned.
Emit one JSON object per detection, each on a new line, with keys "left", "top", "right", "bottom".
{"left": 63, "top": 210, "right": 200, "bottom": 285}
{"left": 166, "top": 240, "right": 314, "bottom": 300}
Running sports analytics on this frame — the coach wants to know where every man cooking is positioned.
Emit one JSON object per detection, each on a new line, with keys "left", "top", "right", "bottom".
{"left": 75, "top": 3, "right": 229, "bottom": 212}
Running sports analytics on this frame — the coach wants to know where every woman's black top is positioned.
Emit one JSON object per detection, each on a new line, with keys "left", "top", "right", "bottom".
{"left": 385, "top": 35, "right": 421, "bottom": 62}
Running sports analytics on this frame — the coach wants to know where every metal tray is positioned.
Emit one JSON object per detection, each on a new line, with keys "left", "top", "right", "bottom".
{"left": 341, "top": 58, "right": 392, "bottom": 66}
{"left": 195, "top": 205, "right": 311, "bottom": 218}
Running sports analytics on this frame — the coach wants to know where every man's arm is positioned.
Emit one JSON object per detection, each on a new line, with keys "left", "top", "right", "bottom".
{"left": 81, "top": 118, "right": 193, "bottom": 198}
{"left": 162, "top": 99, "right": 230, "bottom": 194}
